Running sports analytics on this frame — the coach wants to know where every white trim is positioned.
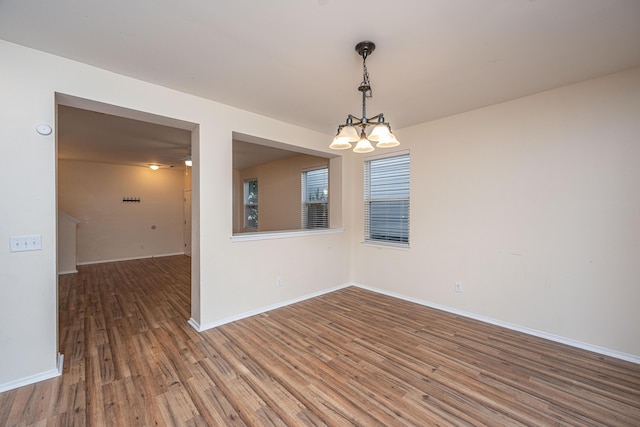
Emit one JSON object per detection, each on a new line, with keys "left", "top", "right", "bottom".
{"left": 361, "top": 241, "right": 410, "bottom": 251}
{"left": 364, "top": 148, "right": 410, "bottom": 161}
{"left": 0, "top": 353, "right": 64, "bottom": 393}
{"left": 0, "top": 369, "right": 61, "bottom": 393}
{"left": 189, "top": 281, "right": 639, "bottom": 363}
{"left": 58, "top": 210, "right": 80, "bottom": 224}
{"left": 231, "top": 228, "right": 344, "bottom": 242}
{"left": 57, "top": 352, "right": 64, "bottom": 375}
{"left": 193, "top": 283, "right": 351, "bottom": 332}
{"left": 352, "top": 283, "right": 640, "bottom": 365}
{"left": 58, "top": 269, "right": 78, "bottom": 275}
{"left": 188, "top": 318, "right": 201, "bottom": 332}
{"left": 76, "top": 252, "right": 185, "bottom": 266}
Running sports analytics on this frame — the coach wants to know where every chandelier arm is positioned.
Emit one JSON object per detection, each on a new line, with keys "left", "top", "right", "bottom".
{"left": 346, "top": 114, "right": 363, "bottom": 126}
{"left": 340, "top": 114, "right": 388, "bottom": 132}
{"left": 364, "top": 113, "right": 386, "bottom": 124}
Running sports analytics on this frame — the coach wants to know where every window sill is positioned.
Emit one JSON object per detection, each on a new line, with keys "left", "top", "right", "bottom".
{"left": 362, "top": 241, "right": 410, "bottom": 250}
{"left": 231, "top": 228, "right": 344, "bottom": 242}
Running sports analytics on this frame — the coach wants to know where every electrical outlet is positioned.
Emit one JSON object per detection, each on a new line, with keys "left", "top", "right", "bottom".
{"left": 276, "top": 277, "right": 283, "bottom": 287}
{"left": 455, "top": 282, "right": 463, "bottom": 293}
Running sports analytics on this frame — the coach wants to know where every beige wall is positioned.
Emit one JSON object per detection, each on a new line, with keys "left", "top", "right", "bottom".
{"left": 351, "top": 67, "right": 640, "bottom": 357}
{"left": 0, "top": 40, "right": 351, "bottom": 389}
{"left": 234, "top": 154, "right": 329, "bottom": 233}
{"left": 58, "top": 160, "right": 186, "bottom": 264}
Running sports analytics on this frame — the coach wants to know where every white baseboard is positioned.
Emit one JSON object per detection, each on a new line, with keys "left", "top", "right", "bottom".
{"left": 352, "top": 283, "right": 640, "bottom": 365}
{"left": 58, "top": 269, "right": 78, "bottom": 275}
{"left": 77, "top": 252, "right": 185, "bottom": 266}
{"left": 191, "top": 283, "right": 352, "bottom": 332}
{"left": 189, "top": 282, "right": 639, "bottom": 364}
{"left": 188, "top": 318, "right": 201, "bottom": 331}
{"left": 0, "top": 352, "right": 64, "bottom": 393}
{"left": 57, "top": 352, "right": 64, "bottom": 374}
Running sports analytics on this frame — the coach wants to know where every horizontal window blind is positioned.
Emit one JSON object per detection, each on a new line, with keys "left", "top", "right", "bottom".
{"left": 302, "top": 167, "right": 328, "bottom": 229}
{"left": 364, "top": 153, "right": 409, "bottom": 245}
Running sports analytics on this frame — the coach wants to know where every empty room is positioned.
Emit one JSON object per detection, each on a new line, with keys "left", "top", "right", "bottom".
{"left": 1, "top": 1, "right": 639, "bottom": 425}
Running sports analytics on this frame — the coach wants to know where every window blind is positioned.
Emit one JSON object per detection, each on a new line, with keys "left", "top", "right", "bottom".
{"left": 364, "top": 153, "right": 409, "bottom": 244}
{"left": 302, "top": 167, "right": 328, "bottom": 229}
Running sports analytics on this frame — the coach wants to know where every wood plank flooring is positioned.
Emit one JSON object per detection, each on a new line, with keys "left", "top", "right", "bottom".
{"left": 1, "top": 255, "right": 639, "bottom": 426}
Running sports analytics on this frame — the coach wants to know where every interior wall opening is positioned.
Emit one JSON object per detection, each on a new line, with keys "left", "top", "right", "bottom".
{"left": 55, "top": 93, "right": 200, "bottom": 352}
{"left": 232, "top": 132, "right": 342, "bottom": 235}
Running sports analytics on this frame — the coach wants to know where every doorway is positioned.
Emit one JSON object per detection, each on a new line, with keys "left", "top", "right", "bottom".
{"left": 55, "top": 93, "right": 199, "bottom": 351}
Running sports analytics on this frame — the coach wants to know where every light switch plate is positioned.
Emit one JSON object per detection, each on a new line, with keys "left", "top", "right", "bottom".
{"left": 10, "top": 235, "right": 42, "bottom": 252}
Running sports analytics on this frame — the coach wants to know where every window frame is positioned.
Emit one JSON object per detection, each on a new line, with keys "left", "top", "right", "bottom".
{"left": 301, "top": 166, "right": 329, "bottom": 230}
{"left": 363, "top": 150, "right": 410, "bottom": 248}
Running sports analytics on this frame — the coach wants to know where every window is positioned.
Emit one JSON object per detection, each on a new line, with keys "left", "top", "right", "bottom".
{"left": 244, "top": 179, "right": 258, "bottom": 229}
{"left": 302, "top": 167, "right": 328, "bottom": 229}
{"left": 364, "top": 152, "right": 410, "bottom": 245}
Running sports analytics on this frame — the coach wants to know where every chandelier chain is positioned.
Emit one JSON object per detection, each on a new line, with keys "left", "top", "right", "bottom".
{"left": 361, "top": 59, "right": 373, "bottom": 99}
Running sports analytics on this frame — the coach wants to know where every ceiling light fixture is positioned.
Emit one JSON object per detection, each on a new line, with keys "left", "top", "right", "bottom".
{"left": 149, "top": 164, "right": 160, "bottom": 171}
{"left": 330, "top": 41, "right": 399, "bottom": 153}
{"left": 184, "top": 155, "right": 192, "bottom": 167}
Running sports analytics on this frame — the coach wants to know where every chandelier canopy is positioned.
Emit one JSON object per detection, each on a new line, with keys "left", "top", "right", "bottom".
{"left": 329, "top": 41, "right": 399, "bottom": 153}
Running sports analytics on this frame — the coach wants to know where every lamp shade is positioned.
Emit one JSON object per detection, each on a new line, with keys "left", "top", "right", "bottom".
{"left": 336, "top": 125, "right": 360, "bottom": 142}
{"left": 353, "top": 135, "right": 374, "bottom": 153}
{"left": 329, "top": 136, "right": 352, "bottom": 150}
{"left": 375, "top": 132, "right": 400, "bottom": 148}
{"left": 368, "top": 123, "right": 391, "bottom": 142}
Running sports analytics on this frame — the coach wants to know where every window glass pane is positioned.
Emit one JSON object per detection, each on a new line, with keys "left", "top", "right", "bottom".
{"left": 244, "top": 179, "right": 258, "bottom": 229}
{"left": 244, "top": 179, "right": 258, "bottom": 204}
{"left": 368, "top": 200, "right": 409, "bottom": 243}
{"left": 304, "top": 203, "right": 328, "bottom": 229}
{"left": 303, "top": 168, "right": 328, "bottom": 202}
{"left": 368, "top": 155, "right": 410, "bottom": 198}
{"left": 302, "top": 167, "right": 328, "bottom": 229}
{"left": 364, "top": 153, "right": 409, "bottom": 245}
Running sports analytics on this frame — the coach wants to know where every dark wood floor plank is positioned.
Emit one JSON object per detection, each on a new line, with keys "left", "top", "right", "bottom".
{"left": 1, "top": 255, "right": 639, "bottom": 426}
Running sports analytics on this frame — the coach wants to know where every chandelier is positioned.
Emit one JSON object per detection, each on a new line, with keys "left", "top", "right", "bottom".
{"left": 329, "top": 41, "right": 399, "bottom": 153}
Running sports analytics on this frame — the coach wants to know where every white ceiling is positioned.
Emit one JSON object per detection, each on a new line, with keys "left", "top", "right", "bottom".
{"left": 2, "top": 0, "right": 640, "bottom": 166}
{"left": 55, "top": 104, "right": 319, "bottom": 170}
{"left": 57, "top": 105, "right": 193, "bottom": 169}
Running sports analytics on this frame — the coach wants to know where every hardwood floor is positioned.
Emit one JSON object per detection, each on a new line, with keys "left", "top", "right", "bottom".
{"left": 1, "top": 255, "right": 639, "bottom": 426}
